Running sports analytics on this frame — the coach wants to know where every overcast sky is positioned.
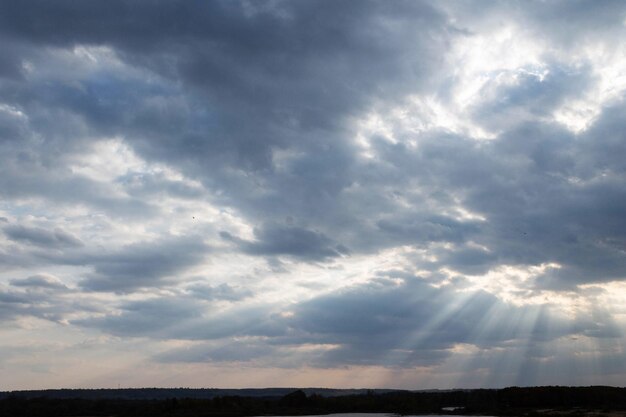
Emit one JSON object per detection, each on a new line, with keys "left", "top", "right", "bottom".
{"left": 2, "top": 0, "right": 626, "bottom": 390}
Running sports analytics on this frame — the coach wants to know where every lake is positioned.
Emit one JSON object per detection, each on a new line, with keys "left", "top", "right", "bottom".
{"left": 256, "top": 414, "right": 479, "bottom": 417}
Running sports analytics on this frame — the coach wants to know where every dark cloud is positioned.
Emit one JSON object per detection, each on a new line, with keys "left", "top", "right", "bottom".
{"left": 75, "top": 297, "right": 285, "bottom": 341}
{"left": 0, "top": 281, "right": 86, "bottom": 323}
{"left": 73, "top": 297, "right": 206, "bottom": 337}
{"left": 3, "top": 0, "right": 618, "bottom": 289}
{"left": 10, "top": 273, "right": 68, "bottom": 290}
{"left": 286, "top": 279, "right": 502, "bottom": 367}
{"left": 281, "top": 277, "right": 606, "bottom": 368}
{"left": 334, "top": 97, "right": 626, "bottom": 288}
{"left": 114, "top": 275, "right": 617, "bottom": 370}
{"left": 3, "top": 224, "right": 83, "bottom": 248}
{"left": 1, "top": 0, "right": 626, "bottom": 385}
{"left": 522, "top": 0, "right": 626, "bottom": 45}
{"left": 0, "top": 290, "right": 28, "bottom": 322}
{"left": 222, "top": 223, "right": 348, "bottom": 261}
{"left": 0, "top": 0, "right": 454, "bottom": 224}
{"left": 78, "top": 236, "right": 208, "bottom": 292}
{"left": 376, "top": 214, "right": 480, "bottom": 246}
{"left": 0, "top": 289, "right": 29, "bottom": 305}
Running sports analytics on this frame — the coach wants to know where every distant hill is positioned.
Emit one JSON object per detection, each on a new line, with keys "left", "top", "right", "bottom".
{"left": 0, "top": 387, "right": 400, "bottom": 400}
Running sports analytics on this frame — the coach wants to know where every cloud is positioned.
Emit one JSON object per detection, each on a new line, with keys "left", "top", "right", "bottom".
{"left": 10, "top": 273, "right": 68, "bottom": 290}
{"left": 77, "top": 236, "right": 209, "bottom": 292}
{"left": 0, "top": 279, "right": 82, "bottom": 323}
{"left": 3, "top": 224, "right": 83, "bottom": 248}
{"left": 186, "top": 283, "right": 253, "bottom": 302}
{"left": 116, "top": 171, "right": 204, "bottom": 200}
{"left": 155, "top": 340, "right": 275, "bottom": 364}
{"left": 75, "top": 297, "right": 285, "bottom": 341}
{"left": 73, "top": 297, "right": 206, "bottom": 337}
{"left": 286, "top": 279, "right": 508, "bottom": 367}
{"left": 119, "top": 273, "right": 617, "bottom": 374}
{"left": 222, "top": 223, "right": 348, "bottom": 261}
{"left": 1, "top": 0, "right": 626, "bottom": 388}
{"left": 376, "top": 214, "right": 480, "bottom": 246}
{"left": 471, "top": 63, "right": 593, "bottom": 131}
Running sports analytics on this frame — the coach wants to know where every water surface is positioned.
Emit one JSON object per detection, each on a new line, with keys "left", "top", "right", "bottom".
{"left": 257, "top": 414, "right": 478, "bottom": 417}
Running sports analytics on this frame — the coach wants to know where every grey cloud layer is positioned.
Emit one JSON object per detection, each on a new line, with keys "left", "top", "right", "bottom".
{"left": 221, "top": 223, "right": 348, "bottom": 261}
{"left": 1, "top": 0, "right": 626, "bottom": 383}
{"left": 80, "top": 275, "right": 619, "bottom": 375}
{"left": 4, "top": 225, "right": 83, "bottom": 248}
{"left": 62, "top": 236, "right": 209, "bottom": 293}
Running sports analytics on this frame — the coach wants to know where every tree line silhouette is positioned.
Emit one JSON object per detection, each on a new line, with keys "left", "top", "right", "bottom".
{"left": 2, "top": 386, "right": 626, "bottom": 416}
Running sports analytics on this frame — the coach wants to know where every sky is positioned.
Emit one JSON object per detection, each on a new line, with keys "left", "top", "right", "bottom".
{"left": 1, "top": 0, "right": 626, "bottom": 391}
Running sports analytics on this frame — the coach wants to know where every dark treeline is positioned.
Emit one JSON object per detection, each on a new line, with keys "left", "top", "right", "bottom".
{"left": 0, "top": 387, "right": 395, "bottom": 401}
{"left": 2, "top": 386, "right": 626, "bottom": 416}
